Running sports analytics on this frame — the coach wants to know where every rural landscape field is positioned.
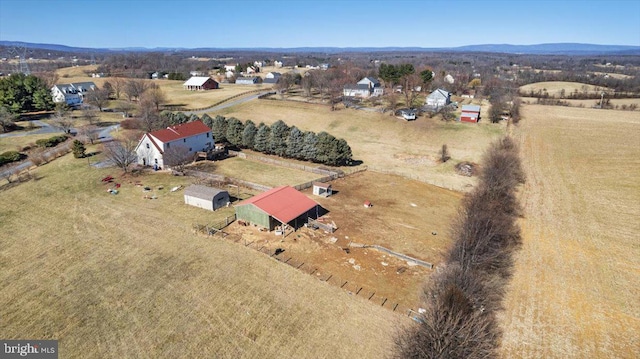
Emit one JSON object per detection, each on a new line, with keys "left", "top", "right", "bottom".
{"left": 500, "top": 105, "right": 640, "bottom": 358}
{"left": 1, "top": 1, "right": 640, "bottom": 356}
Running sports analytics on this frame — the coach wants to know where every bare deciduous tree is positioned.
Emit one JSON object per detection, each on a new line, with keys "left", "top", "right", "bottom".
{"left": 85, "top": 88, "right": 111, "bottom": 111}
{"left": 80, "top": 106, "right": 99, "bottom": 125}
{"left": 124, "top": 79, "right": 149, "bottom": 102}
{"left": 163, "top": 145, "right": 194, "bottom": 173}
{"left": 141, "top": 86, "right": 166, "bottom": 111}
{"left": 103, "top": 135, "right": 138, "bottom": 173}
{"left": 78, "top": 125, "right": 99, "bottom": 144}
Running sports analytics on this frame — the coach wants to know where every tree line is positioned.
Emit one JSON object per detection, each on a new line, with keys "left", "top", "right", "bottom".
{"left": 394, "top": 137, "right": 524, "bottom": 358}
{"left": 125, "top": 111, "right": 353, "bottom": 167}
{"left": 203, "top": 114, "right": 353, "bottom": 167}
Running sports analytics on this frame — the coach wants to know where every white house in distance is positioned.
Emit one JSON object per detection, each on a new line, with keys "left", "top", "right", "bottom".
{"left": 51, "top": 82, "right": 97, "bottom": 106}
{"left": 263, "top": 72, "right": 281, "bottom": 84}
{"left": 425, "top": 88, "right": 452, "bottom": 109}
{"left": 343, "top": 77, "right": 384, "bottom": 98}
{"left": 135, "top": 120, "right": 213, "bottom": 169}
{"left": 184, "top": 185, "right": 230, "bottom": 211}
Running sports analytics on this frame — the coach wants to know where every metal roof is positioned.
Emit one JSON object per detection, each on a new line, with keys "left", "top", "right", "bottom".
{"left": 183, "top": 76, "right": 215, "bottom": 87}
{"left": 184, "top": 185, "right": 227, "bottom": 200}
{"left": 236, "top": 186, "right": 318, "bottom": 224}
{"left": 461, "top": 104, "right": 481, "bottom": 112}
{"left": 148, "top": 120, "right": 211, "bottom": 143}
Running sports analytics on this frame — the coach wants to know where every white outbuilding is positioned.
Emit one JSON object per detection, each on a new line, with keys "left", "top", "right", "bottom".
{"left": 184, "top": 185, "right": 230, "bottom": 211}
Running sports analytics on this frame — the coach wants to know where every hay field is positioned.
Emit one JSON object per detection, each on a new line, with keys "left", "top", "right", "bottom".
{"left": 54, "top": 66, "right": 269, "bottom": 110}
{"left": 0, "top": 150, "right": 402, "bottom": 358}
{"left": 499, "top": 105, "right": 640, "bottom": 358}
{"left": 212, "top": 99, "right": 506, "bottom": 191}
{"left": 192, "top": 157, "right": 320, "bottom": 187}
{"left": 520, "top": 97, "right": 640, "bottom": 109}
{"left": 519, "top": 81, "right": 610, "bottom": 97}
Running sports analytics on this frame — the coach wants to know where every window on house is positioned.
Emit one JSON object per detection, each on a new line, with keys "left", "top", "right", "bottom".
{"left": 183, "top": 139, "right": 186, "bottom": 143}
{"left": 206, "top": 133, "right": 210, "bottom": 138}
{"left": 167, "top": 143, "right": 170, "bottom": 148}
{"left": 146, "top": 143, "right": 150, "bottom": 149}
{"left": 189, "top": 148, "right": 192, "bottom": 151}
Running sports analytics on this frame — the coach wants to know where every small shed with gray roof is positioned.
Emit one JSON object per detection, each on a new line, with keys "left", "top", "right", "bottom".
{"left": 184, "top": 185, "right": 230, "bottom": 211}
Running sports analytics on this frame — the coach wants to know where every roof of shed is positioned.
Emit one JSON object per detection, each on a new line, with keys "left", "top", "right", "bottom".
{"left": 184, "top": 185, "right": 228, "bottom": 200}
{"left": 461, "top": 104, "right": 481, "bottom": 112}
{"left": 237, "top": 186, "right": 318, "bottom": 224}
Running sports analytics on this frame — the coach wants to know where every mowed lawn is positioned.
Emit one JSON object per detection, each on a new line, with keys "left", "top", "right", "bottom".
{"left": 192, "top": 156, "right": 321, "bottom": 188}
{"left": 211, "top": 99, "right": 506, "bottom": 191}
{"left": 0, "top": 150, "right": 402, "bottom": 358}
{"left": 499, "top": 105, "right": 640, "bottom": 358}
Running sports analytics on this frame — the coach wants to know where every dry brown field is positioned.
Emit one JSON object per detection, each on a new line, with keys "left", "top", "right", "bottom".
{"left": 54, "top": 65, "right": 275, "bottom": 110}
{"left": 520, "top": 81, "right": 611, "bottom": 97}
{"left": 521, "top": 96, "right": 640, "bottom": 109}
{"left": 499, "top": 104, "right": 640, "bottom": 358}
{"left": 0, "top": 149, "right": 405, "bottom": 358}
{"left": 211, "top": 98, "right": 506, "bottom": 191}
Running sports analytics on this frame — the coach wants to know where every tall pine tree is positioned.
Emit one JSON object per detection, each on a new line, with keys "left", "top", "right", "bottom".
{"left": 253, "top": 123, "right": 270, "bottom": 153}
{"left": 269, "top": 120, "right": 290, "bottom": 157}
{"left": 242, "top": 120, "right": 257, "bottom": 149}
{"left": 226, "top": 117, "right": 244, "bottom": 147}
{"left": 286, "top": 126, "right": 305, "bottom": 159}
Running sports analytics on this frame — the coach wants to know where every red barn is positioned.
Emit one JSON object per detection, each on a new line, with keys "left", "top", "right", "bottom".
{"left": 183, "top": 76, "right": 219, "bottom": 91}
{"left": 460, "top": 104, "right": 481, "bottom": 123}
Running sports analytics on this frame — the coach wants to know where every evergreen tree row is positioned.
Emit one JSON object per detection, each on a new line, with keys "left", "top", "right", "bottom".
{"left": 165, "top": 112, "right": 352, "bottom": 167}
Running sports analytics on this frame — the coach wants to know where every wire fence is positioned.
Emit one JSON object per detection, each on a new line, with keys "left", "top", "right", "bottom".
{"left": 223, "top": 234, "right": 421, "bottom": 317}
{"left": 367, "top": 166, "right": 473, "bottom": 192}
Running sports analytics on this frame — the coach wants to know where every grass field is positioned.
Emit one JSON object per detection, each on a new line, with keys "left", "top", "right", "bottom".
{"left": 499, "top": 104, "right": 640, "bottom": 358}
{"left": 191, "top": 156, "right": 321, "bottom": 187}
{"left": 519, "top": 81, "right": 611, "bottom": 97}
{"left": 211, "top": 99, "right": 506, "bottom": 191}
{"left": 0, "top": 133, "right": 54, "bottom": 153}
{"left": 0, "top": 148, "right": 403, "bottom": 358}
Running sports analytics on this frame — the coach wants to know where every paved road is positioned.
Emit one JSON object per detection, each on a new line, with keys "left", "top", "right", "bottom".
{"left": 0, "top": 120, "right": 64, "bottom": 138}
{"left": 183, "top": 91, "right": 274, "bottom": 115}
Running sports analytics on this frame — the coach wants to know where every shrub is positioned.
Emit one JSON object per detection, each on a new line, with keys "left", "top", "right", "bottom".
{"left": 0, "top": 150, "right": 21, "bottom": 165}
{"left": 72, "top": 140, "right": 86, "bottom": 158}
{"left": 120, "top": 118, "right": 141, "bottom": 130}
{"left": 35, "top": 134, "right": 68, "bottom": 148}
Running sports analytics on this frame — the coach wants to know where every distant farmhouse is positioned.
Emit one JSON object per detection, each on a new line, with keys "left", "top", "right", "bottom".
{"left": 135, "top": 120, "right": 213, "bottom": 169}
{"left": 343, "top": 77, "right": 384, "bottom": 98}
{"left": 183, "top": 76, "right": 219, "bottom": 91}
{"left": 263, "top": 72, "right": 282, "bottom": 84}
{"left": 236, "top": 76, "right": 261, "bottom": 85}
{"left": 425, "top": 88, "right": 451, "bottom": 109}
{"left": 51, "top": 82, "right": 97, "bottom": 106}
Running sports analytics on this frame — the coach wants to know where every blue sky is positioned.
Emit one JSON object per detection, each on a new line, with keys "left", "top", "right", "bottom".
{"left": 1, "top": 0, "right": 639, "bottom": 48}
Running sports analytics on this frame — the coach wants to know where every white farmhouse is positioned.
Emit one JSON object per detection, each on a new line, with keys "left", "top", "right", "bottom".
{"left": 343, "top": 77, "right": 384, "bottom": 98}
{"left": 51, "top": 82, "right": 97, "bottom": 106}
{"left": 135, "top": 120, "right": 213, "bottom": 169}
{"left": 425, "top": 88, "right": 452, "bottom": 109}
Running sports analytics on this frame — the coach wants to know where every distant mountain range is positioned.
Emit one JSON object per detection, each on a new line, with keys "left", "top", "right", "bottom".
{"left": 1, "top": 40, "right": 639, "bottom": 55}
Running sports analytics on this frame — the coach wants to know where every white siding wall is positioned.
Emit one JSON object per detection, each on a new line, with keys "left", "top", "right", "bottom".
{"left": 184, "top": 196, "right": 214, "bottom": 211}
{"left": 136, "top": 135, "right": 164, "bottom": 167}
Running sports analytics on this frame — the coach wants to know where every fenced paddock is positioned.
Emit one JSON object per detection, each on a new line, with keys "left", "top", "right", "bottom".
{"left": 225, "top": 233, "right": 420, "bottom": 317}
